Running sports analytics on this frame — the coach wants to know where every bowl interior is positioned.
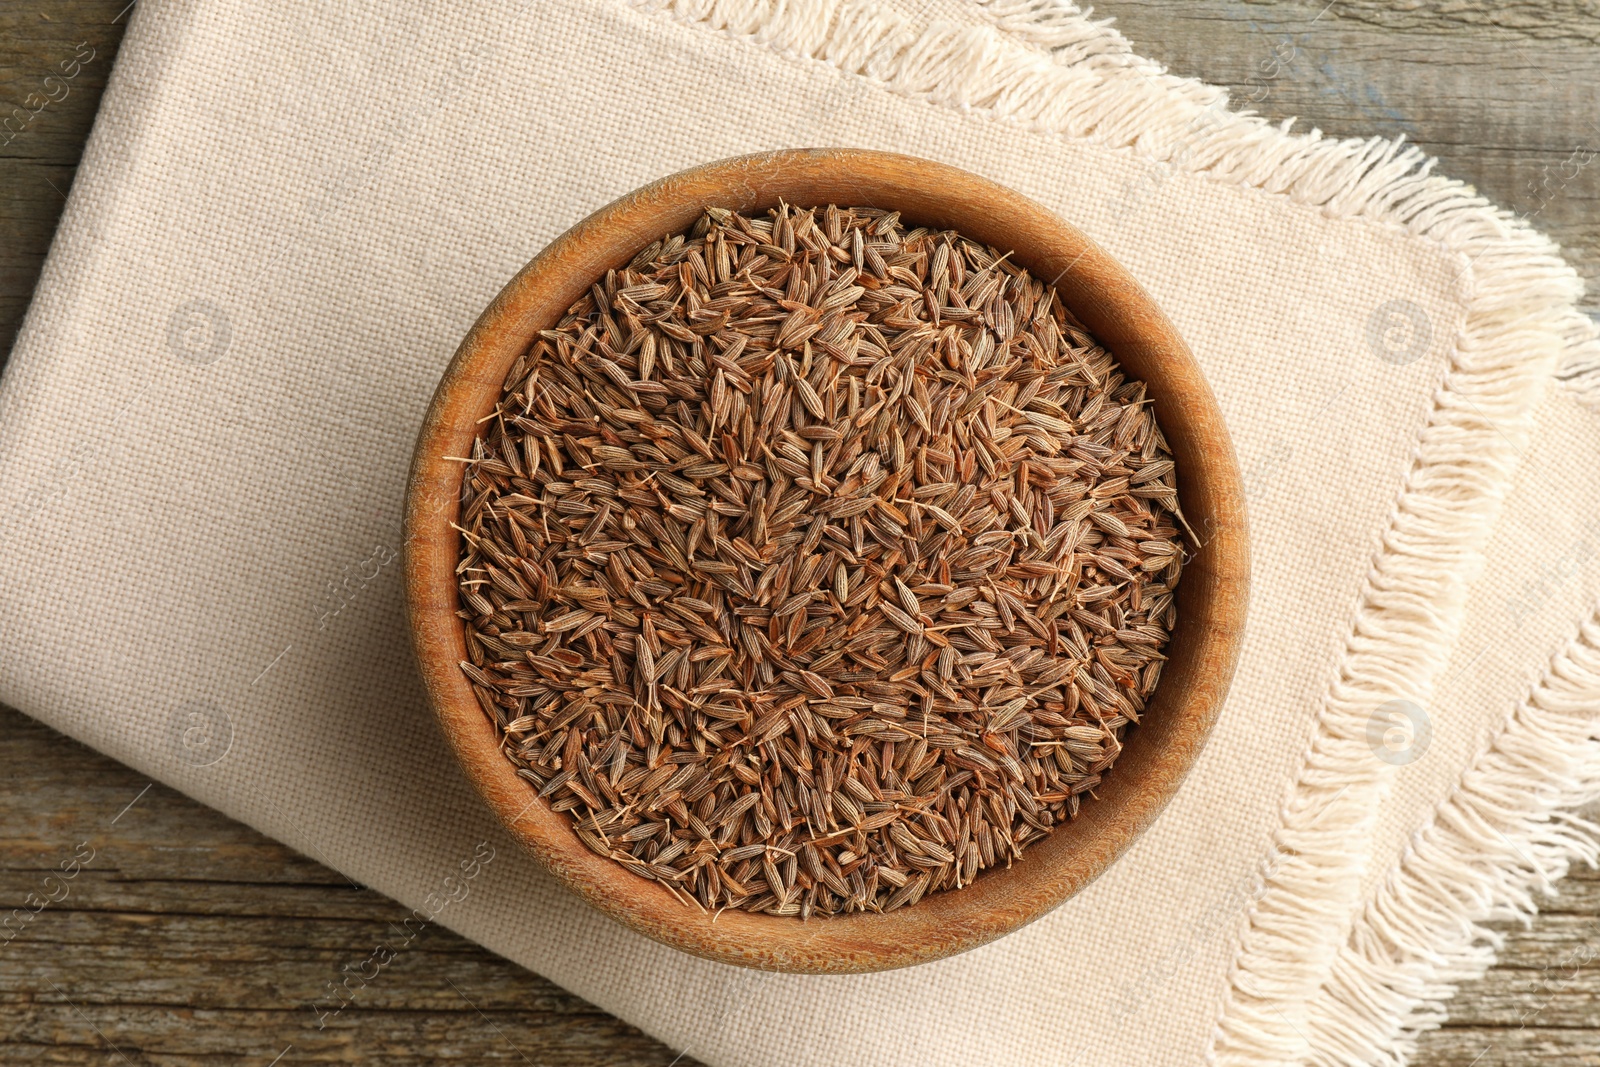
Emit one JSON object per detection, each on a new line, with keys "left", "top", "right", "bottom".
{"left": 405, "top": 148, "right": 1249, "bottom": 973}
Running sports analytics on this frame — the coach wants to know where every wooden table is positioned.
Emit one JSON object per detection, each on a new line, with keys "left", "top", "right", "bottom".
{"left": 3, "top": 2, "right": 1597, "bottom": 1063}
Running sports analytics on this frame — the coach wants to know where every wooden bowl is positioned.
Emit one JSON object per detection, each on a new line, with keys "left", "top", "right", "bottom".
{"left": 404, "top": 148, "right": 1248, "bottom": 974}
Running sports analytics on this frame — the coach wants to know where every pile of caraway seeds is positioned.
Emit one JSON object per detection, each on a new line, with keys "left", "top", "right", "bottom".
{"left": 453, "top": 204, "right": 1184, "bottom": 918}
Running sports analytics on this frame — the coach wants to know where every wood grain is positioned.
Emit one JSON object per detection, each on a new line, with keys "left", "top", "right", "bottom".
{"left": 1102, "top": 0, "right": 1600, "bottom": 321}
{"left": 2, "top": 0, "right": 1597, "bottom": 1062}
{"left": 0, "top": 1, "right": 127, "bottom": 357}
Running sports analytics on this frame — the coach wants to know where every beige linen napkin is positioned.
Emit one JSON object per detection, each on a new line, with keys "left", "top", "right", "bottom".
{"left": 2, "top": 1, "right": 1596, "bottom": 1064}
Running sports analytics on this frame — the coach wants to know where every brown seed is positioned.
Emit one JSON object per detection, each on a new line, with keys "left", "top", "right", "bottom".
{"left": 456, "top": 205, "right": 1182, "bottom": 918}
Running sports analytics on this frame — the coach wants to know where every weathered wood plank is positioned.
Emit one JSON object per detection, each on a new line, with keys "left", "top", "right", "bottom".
{"left": 1101, "top": 0, "right": 1600, "bottom": 318}
{"left": 0, "top": 1, "right": 128, "bottom": 356}
{"left": 1411, "top": 1028, "right": 1600, "bottom": 1067}
{"left": 0, "top": 704, "right": 692, "bottom": 1065}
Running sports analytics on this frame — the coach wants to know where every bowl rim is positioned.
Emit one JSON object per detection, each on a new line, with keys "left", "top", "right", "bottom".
{"left": 404, "top": 147, "right": 1249, "bottom": 974}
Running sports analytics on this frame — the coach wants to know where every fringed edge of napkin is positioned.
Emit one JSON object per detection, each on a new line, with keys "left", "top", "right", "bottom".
{"left": 634, "top": 0, "right": 1600, "bottom": 1061}
{"left": 1557, "top": 347, "right": 1600, "bottom": 405}
{"left": 1304, "top": 613, "right": 1600, "bottom": 1065}
{"left": 1212, "top": 234, "right": 1597, "bottom": 1061}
